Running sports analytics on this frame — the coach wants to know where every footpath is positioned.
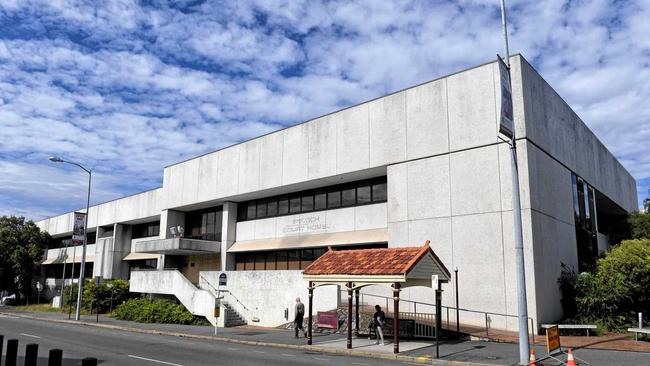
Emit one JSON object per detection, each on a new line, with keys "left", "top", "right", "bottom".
{"left": 2, "top": 308, "right": 649, "bottom": 366}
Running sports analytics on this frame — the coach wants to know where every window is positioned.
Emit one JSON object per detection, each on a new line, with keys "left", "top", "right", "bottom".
{"left": 571, "top": 173, "right": 599, "bottom": 272}
{"left": 132, "top": 221, "right": 160, "bottom": 239}
{"left": 314, "top": 191, "right": 327, "bottom": 210}
{"left": 327, "top": 190, "right": 341, "bottom": 208}
{"left": 185, "top": 206, "right": 223, "bottom": 241}
{"left": 372, "top": 181, "right": 387, "bottom": 201}
{"left": 255, "top": 253, "right": 266, "bottom": 270}
{"left": 289, "top": 196, "right": 301, "bottom": 213}
{"left": 357, "top": 184, "right": 371, "bottom": 204}
{"left": 301, "top": 194, "right": 314, "bottom": 212}
{"left": 267, "top": 199, "right": 278, "bottom": 216}
{"left": 276, "top": 251, "right": 288, "bottom": 270}
{"left": 288, "top": 250, "right": 300, "bottom": 270}
{"left": 236, "top": 176, "right": 388, "bottom": 221}
{"left": 278, "top": 196, "right": 289, "bottom": 215}
{"left": 341, "top": 187, "right": 356, "bottom": 206}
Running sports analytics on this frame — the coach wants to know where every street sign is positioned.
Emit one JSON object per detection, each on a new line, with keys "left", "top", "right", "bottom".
{"left": 72, "top": 212, "right": 87, "bottom": 245}
{"left": 214, "top": 306, "right": 220, "bottom": 318}
{"left": 219, "top": 273, "right": 227, "bottom": 287}
{"left": 497, "top": 55, "right": 514, "bottom": 140}
{"left": 546, "top": 325, "right": 561, "bottom": 353}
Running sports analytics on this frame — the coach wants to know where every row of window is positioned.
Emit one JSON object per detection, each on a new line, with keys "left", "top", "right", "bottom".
{"left": 572, "top": 173, "right": 599, "bottom": 272}
{"left": 234, "top": 243, "right": 387, "bottom": 271}
{"left": 132, "top": 221, "right": 161, "bottom": 239}
{"left": 237, "top": 177, "right": 388, "bottom": 221}
{"left": 185, "top": 206, "right": 223, "bottom": 241}
{"left": 48, "top": 233, "right": 97, "bottom": 249}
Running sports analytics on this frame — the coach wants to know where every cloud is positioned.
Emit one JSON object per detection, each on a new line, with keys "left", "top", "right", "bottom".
{"left": 0, "top": 0, "right": 648, "bottom": 220}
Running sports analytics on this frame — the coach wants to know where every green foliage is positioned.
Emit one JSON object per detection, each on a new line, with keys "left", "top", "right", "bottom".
{"left": 629, "top": 212, "right": 650, "bottom": 240}
{"left": 560, "top": 239, "right": 650, "bottom": 331}
{"left": 113, "top": 298, "right": 206, "bottom": 324}
{"left": 61, "top": 279, "right": 133, "bottom": 313}
{"left": 0, "top": 216, "right": 51, "bottom": 301}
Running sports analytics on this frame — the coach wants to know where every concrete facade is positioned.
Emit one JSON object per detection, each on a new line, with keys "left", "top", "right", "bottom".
{"left": 36, "top": 55, "right": 637, "bottom": 331}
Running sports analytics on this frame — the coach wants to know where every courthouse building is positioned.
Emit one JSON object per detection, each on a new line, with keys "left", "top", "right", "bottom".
{"left": 36, "top": 55, "right": 637, "bottom": 331}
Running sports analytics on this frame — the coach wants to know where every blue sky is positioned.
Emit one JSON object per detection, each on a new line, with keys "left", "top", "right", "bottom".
{"left": 0, "top": 0, "right": 648, "bottom": 220}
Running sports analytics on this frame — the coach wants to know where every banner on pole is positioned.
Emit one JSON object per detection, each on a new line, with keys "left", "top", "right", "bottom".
{"left": 72, "top": 212, "right": 86, "bottom": 245}
{"left": 497, "top": 55, "right": 514, "bottom": 140}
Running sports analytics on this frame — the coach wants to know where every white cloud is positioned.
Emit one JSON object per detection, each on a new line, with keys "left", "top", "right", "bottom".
{"left": 0, "top": 0, "right": 648, "bottom": 219}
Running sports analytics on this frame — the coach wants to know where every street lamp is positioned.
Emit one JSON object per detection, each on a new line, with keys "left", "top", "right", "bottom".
{"left": 49, "top": 156, "right": 92, "bottom": 321}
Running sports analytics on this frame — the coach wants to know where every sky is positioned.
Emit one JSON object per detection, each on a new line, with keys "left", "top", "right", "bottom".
{"left": 0, "top": 0, "right": 648, "bottom": 221}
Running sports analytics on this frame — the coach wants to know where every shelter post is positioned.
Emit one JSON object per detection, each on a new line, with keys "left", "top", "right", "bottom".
{"left": 393, "top": 282, "right": 401, "bottom": 354}
{"left": 307, "top": 281, "right": 313, "bottom": 345}
{"left": 347, "top": 282, "right": 353, "bottom": 349}
{"left": 354, "top": 289, "right": 360, "bottom": 336}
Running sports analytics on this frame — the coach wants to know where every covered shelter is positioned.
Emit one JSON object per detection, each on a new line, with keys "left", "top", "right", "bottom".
{"left": 302, "top": 240, "right": 451, "bottom": 353}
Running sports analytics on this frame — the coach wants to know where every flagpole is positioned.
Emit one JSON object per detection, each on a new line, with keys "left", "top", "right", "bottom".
{"left": 499, "top": 1, "right": 531, "bottom": 364}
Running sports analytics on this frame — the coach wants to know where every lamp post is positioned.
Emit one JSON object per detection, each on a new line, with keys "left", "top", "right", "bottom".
{"left": 49, "top": 156, "right": 92, "bottom": 321}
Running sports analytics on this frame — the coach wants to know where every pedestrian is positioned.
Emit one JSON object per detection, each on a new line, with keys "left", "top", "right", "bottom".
{"left": 294, "top": 297, "right": 307, "bottom": 338}
{"left": 372, "top": 305, "right": 386, "bottom": 345}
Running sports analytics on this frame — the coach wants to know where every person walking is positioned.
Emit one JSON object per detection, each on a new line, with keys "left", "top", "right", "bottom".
{"left": 294, "top": 297, "right": 307, "bottom": 338}
{"left": 372, "top": 305, "right": 386, "bottom": 345}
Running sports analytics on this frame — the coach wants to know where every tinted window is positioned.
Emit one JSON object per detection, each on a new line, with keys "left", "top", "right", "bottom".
{"left": 327, "top": 191, "right": 341, "bottom": 208}
{"left": 267, "top": 198, "right": 278, "bottom": 216}
{"left": 314, "top": 191, "right": 327, "bottom": 210}
{"left": 278, "top": 196, "right": 289, "bottom": 215}
{"left": 302, "top": 194, "right": 314, "bottom": 211}
{"left": 257, "top": 200, "right": 267, "bottom": 218}
{"left": 289, "top": 196, "right": 301, "bottom": 213}
{"left": 357, "top": 184, "right": 371, "bottom": 204}
{"left": 372, "top": 181, "right": 387, "bottom": 201}
{"left": 341, "top": 188, "right": 356, "bottom": 206}
{"left": 247, "top": 203, "right": 257, "bottom": 219}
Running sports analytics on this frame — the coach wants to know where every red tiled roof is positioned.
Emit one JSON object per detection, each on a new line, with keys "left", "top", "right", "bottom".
{"left": 303, "top": 241, "right": 432, "bottom": 276}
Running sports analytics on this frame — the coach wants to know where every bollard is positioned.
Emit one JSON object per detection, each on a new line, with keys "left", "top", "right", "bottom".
{"left": 0, "top": 334, "right": 4, "bottom": 362}
{"left": 6, "top": 339, "right": 19, "bottom": 366}
{"left": 48, "top": 349, "right": 63, "bottom": 366}
{"left": 24, "top": 343, "right": 38, "bottom": 366}
{"left": 81, "top": 357, "right": 98, "bottom": 366}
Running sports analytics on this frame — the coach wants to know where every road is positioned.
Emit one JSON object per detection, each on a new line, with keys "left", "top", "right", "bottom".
{"left": 0, "top": 314, "right": 410, "bottom": 366}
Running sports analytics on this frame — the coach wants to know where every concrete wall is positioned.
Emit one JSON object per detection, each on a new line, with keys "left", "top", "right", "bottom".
{"left": 36, "top": 188, "right": 163, "bottom": 236}
{"left": 200, "top": 270, "right": 339, "bottom": 327}
{"left": 235, "top": 203, "right": 387, "bottom": 241}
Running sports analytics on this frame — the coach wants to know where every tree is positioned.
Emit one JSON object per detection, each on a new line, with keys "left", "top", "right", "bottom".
{"left": 629, "top": 211, "right": 650, "bottom": 240}
{"left": 0, "top": 216, "right": 50, "bottom": 301}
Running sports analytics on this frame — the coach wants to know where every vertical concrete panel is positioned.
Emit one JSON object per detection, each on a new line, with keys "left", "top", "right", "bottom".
{"left": 307, "top": 116, "right": 337, "bottom": 179}
{"left": 253, "top": 217, "right": 277, "bottom": 239}
{"left": 369, "top": 91, "right": 407, "bottom": 166}
{"left": 526, "top": 143, "right": 574, "bottom": 224}
{"left": 388, "top": 221, "right": 409, "bottom": 247}
{"left": 197, "top": 153, "right": 219, "bottom": 202}
{"left": 387, "top": 163, "right": 408, "bottom": 223}
{"left": 259, "top": 132, "right": 284, "bottom": 190}
{"left": 180, "top": 159, "right": 200, "bottom": 207}
{"left": 325, "top": 207, "right": 355, "bottom": 233}
{"left": 235, "top": 221, "right": 256, "bottom": 241}
{"left": 221, "top": 202, "right": 237, "bottom": 271}
{"left": 407, "top": 155, "right": 451, "bottom": 220}
{"left": 282, "top": 124, "right": 309, "bottom": 185}
{"left": 408, "top": 217, "right": 453, "bottom": 268}
{"left": 216, "top": 145, "right": 240, "bottom": 198}
{"left": 336, "top": 104, "right": 369, "bottom": 173}
{"left": 238, "top": 139, "right": 261, "bottom": 194}
{"left": 447, "top": 64, "right": 498, "bottom": 151}
{"left": 450, "top": 145, "right": 501, "bottom": 216}
{"left": 406, "top": 79, "right": 449, "bottom": 159}
{"left": 452, "top": 212, "right": 506, "bottom": 319}
{"left": 354, "top": 202, "right": 387, "bottom": 230}
{"left": 509, "top": 55, "right": 527, "bottom": 139}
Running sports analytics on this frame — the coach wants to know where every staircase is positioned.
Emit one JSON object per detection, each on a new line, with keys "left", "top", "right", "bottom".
{"left": 129, "top": 270, "right": 218, "bottom": 326}
{"left": 223, "top": 302, "right": 246, "bottom": 327}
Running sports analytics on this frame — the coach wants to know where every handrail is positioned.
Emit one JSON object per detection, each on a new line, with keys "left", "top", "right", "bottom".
{"left": 199, "top": 273, "right": 250, "bottom": 312}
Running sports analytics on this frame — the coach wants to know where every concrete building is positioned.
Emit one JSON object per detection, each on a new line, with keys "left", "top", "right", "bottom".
{"left": 36, "top": 55, "right": 637, "bottom": 332}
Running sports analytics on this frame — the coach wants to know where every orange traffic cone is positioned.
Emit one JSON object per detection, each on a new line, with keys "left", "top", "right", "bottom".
{"left": 528, "top": 348, "right": 537, "bottom": 365}
{"left": 566, "top": 348, "right": 577, "bottom": 366}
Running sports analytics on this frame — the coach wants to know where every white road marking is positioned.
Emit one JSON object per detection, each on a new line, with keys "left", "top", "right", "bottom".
{"left": 20, "top": 333, "right": 41, "bottom": 339}
{"left": 281, "top": 354, "right": 295, "bottom": 357}
{"left": 227, "top": 347, "right": 239, "bottom": 351}
{"left": 314, "top": 357, "right": 329, "bottom": 361}
{"left": 351, "top": 363, "right": 369, "bottom": 366}
{"left": 127, "top": 355, "right": 184, "bottom": 366}
{"left": 253, "top": 350, "right": 265, "bottom": 354}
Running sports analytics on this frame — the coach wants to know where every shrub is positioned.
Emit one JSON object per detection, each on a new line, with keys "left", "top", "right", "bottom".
{"left": 113, "top": 298, "right": 203, "bottom": 324}
{"left": 561, "top": 239, "right": 650, "bottom": 331}
{"left": 61, "top": 279, "right": 133, "bottom": 313}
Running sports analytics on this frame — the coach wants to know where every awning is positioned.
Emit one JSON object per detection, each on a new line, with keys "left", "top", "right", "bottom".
{"left": 228, "top": 228, "right": 388, "bottom": 253}
{"left": 41, "top": 255, "right": 95, "bottom": 265}
{"left": 122, "top": 253, "right": 161, "bottom": 261}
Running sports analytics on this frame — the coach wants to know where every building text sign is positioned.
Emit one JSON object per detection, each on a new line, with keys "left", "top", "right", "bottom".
{"left": 282, "top": 216, "right": 327, "bottom": 234}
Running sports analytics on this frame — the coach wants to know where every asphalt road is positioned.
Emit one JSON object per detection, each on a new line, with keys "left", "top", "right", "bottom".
{"left": 0, "top": 314, "right": 411, "bottom": 366}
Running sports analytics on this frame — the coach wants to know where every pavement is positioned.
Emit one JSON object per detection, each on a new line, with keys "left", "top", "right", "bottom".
{"left": 1, "top": 308, "right": 649, "bottom": 365}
